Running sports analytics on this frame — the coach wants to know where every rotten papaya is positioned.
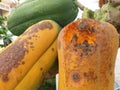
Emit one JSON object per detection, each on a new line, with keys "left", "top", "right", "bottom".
{"left": 58, "top": 18, "right": 119, "bottom": 90}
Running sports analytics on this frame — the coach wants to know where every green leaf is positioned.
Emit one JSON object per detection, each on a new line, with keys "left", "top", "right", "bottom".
{"left": 38, "top": 77, "right": 56, "bottom": 90}
{"left": 0, "top": 44, "right": 4, "bottom": 48}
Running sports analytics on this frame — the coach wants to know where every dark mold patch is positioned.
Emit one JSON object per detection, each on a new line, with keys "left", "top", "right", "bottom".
{"left": 71, "top": 71, "right": 80, "bottom": 82}
{"left": 30, "top": 45, "right": 34, "bottom": 49}
{"left": 32, "top": 34, "right": 38, "bottom": 38}
{"left": 21, "top": 61, "right": 25, "bottom": 65}
{"left": 77, "top": 19, "right": 97, "bottom": 33}
{"left": 70, "top": 38, "right": 97, "bottom": 57}
{"left": 29, "top": 42, "right": 33, "bottom": 45}
{"left": 71, "top": 33, "right": 78, "bottom": 43}
{"left": 66, "top": 20, "right": 98, "bottom": 57}
{"left": 51, "top": 48, "right": 54, "bottom": 51}
{"left": 78, "top": 19, "right": 89, "bottom": 30}
{"left": 73, "top": 34, "right": 78, "bottom": 41}
{"left": 40, "top": 67, "right": 43, "bottom": 71}
{"left": 79, "top": 40, "right": 97, "bottom": 55}
{"left": 84, "top": 72, "right": 89, "bottom": 77}
{"left": 39, "top": 21, "right": 53, "bottom": 30}
{"left": 23, "top": 21, "right": 53, "bottom": 36}
{"left": 84, "top": 71, "right": 97, "bottom": 82}
{"left": 0, "top": 39, "right": 27, "bottom": 82}
{"left": 110, "top": 72, "right": 113, "bottom": 76}
{"left": 108, "top": 63, "right": 112, "bottom": 69}
{"left": 2, "top": 74, "right": 9, "bottom": 82}
{"left": 31, "top": 21, "right": 53, "bottom": 31}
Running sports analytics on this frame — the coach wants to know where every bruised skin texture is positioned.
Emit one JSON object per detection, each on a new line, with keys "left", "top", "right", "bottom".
{"left": 58, "top": 18, "right": 119, "bottom": 90}
{"left": 0, "top": 20, "right": 60, "bottom": 90}
{"left": 0, "top": 21, "right": 53, "bottom": 82}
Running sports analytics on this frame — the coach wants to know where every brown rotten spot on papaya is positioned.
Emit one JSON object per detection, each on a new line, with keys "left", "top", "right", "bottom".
{"left": 0, "top": 39, "right": 27, "bottom": 82}
{"left": 31, "top": 21, "right": 53, "bottom": 31}
{"left": 23, "top": 21, "right": 53, "bottom": 35}
{"left": 63, "top": 19, "right": 98, "bottom": 57}
{"left": 83, "top": 71, "right": 98, "bottom": 82}
{"left": 70, "top": 71, "right": 81, "bottom": 83}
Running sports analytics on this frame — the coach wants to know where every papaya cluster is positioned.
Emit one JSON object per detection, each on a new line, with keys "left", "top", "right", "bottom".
{"left": 0, "top": 20, "right": 61, "bottom": 90}
{"left": 0, "top": 0, "right": 119, "bottom": 90}
{"left": 7, "top": 0, "right": 78, "bottom": 36}
{"left": 0, "top": 0, "right": 78, "bottom": 89}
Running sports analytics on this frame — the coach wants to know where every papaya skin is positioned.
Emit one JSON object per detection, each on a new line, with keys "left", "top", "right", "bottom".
{"left": 14, "top": 39, "right": 58, "bottom": 90}
{"left": 58, "top": 18, "right": 119, "bottom": 90}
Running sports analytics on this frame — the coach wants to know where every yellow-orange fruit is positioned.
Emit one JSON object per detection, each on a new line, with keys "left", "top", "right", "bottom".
{"left": 0, "top": 20, "right": 60, "bottom": 90}
{"left": 58, "top": 18, "right": 119, "bottom": 90}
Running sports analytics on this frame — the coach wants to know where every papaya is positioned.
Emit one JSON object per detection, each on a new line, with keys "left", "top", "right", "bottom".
{"left": 7, "top": 0, "right": 78, "bottom": 36}
{"left": 15, "top": 39, "right": 58, "bottom": 90}
{"left": 58, "top": 18, "right": 119, "bottom": 90}
{"left": 0, "top": 20, "right": 61, "bottom": 90}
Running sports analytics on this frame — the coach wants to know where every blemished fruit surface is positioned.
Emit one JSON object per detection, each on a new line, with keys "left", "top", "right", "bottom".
{"left": 0, "top": 20, "right": 61, "bottom": 90}
{"left": 15, "top": 39, "right": 58, "bottom": 90}
{"left": 58, "top": 18, "right": 119, "bottom": 90}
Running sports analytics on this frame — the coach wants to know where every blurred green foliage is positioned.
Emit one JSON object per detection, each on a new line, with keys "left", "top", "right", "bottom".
{"left": 36, "top": 77, "right": 56, "bottom": 90}
{"left": 0, "top": 16, "right": 13, "bottom": 48}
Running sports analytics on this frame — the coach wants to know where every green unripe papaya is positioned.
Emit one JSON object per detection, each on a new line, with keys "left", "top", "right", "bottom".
{"left": 7, "top": 0, "right": 78, "bottom": 36}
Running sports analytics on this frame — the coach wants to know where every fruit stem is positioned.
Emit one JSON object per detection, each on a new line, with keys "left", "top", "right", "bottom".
{"left": 75, "top": 0, "right": 86, "bottom": 11}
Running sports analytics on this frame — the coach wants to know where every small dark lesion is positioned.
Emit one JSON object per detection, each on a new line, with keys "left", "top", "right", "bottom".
{"left": 30, "top": 45, "right": 34, "bottom": 49}
{"left": 108, "top": 63, "right": 112, "bottom": 69}
{"left": 73, "top": 34, "right": 78, "bottom": 41}
{"left": 29, "top": 42, "right": 33, "bottom": 45}
{"left": 40, "top": 67, "right": 43, "bottom": 71}
{"left": 24, "top": 21, "right": 53, "bottom": 36}
{"left": 80, "top": 40, "right": 89, "bottom": 49}
{"left": 77, "top": 19, "right": 97, "bottom": 33}
{"left": 71, "top": 39, "right": 97, "bottom": 57}
{"left": 84, "top": 72, "right": 89, "bottom": 77}
{"left": 71, "top": 33, "right": 78, "bottom": 43}
{"left": 58, "top": 40, "right": 61, "bottom": 49}
{"left": 51, "top": 48, "right": 54, "bottom": 51}
{"left": 32, "top": 21, "right": 53, "bottom": 31}
{"left": 81, "top": 40, "right": 95, "bottom": 52}
{"left": 83, "top": 71, "right": 97, "bottom": 82}
{"left": 71, "top": 72, "right": 80, "bottom": 82}
{"left": 21, "top": 61, "right": 25, "bottom": 65}
{"left": 82, "top": 41, "right": 97, "bottom": 56}
{"left": 1, "top": 74, "right": 9, "bottom": 82}
{"left": 28, "top": 36, "right": 32, "bottom": 40}
{"left": 89, "top": 26, "right": 96, "bottom": 33}
{"left": 80, "top": 53, "right": 83, "bottom": 57}
{"left": 110, "top": 72, "right": 113, "bottom": 76}
{"left": 78, "top": 20, "right": 89, "bottom": 30}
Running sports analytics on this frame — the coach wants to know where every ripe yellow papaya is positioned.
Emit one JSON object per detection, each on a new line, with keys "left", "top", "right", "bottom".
{"left": 0, "top": 20, "right": 61, "bottom": 90}
{"left": 15, "top": 38, "right": 58, "bottom": 90}
{"left": 58, "top": 18, "right": 119, "bottom": 90}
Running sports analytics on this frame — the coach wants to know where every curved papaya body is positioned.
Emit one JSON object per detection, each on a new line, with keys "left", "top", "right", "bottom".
{"left": 0, "top": 20, "right": 61, "bottom": 90}
{"left": 15, "top": 39, "right": 58, "bottom": 90}
{"left": 58, "top": 18, "right": 119, "bottom": 90}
